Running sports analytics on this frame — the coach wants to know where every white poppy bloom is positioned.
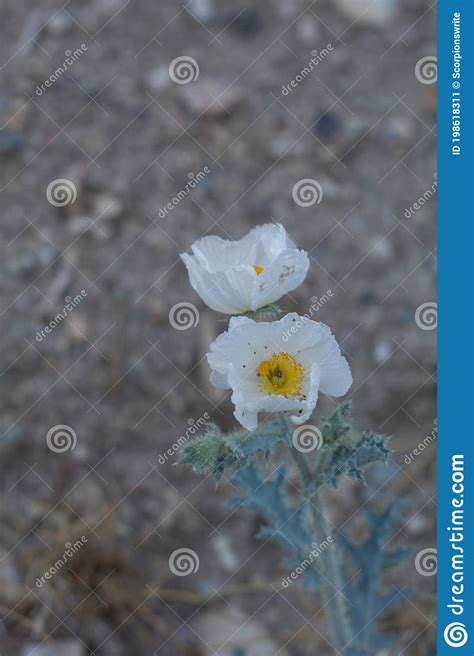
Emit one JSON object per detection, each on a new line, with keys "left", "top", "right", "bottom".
{"left": 180, "top": 224, "right": 309, "bottom": 314}
{"left": 207, "top": 313, "right": 352, "bottom": 430}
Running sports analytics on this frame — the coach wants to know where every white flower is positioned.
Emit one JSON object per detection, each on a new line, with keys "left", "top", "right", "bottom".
{"left": 181, "top": 224, "right": 309, "bottom": 314}
{"left": 207, "top": 313, "right": 352, "bottom": 430}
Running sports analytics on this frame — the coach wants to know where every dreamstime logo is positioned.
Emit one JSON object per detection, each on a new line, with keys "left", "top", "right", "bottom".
{"left": 46, "top": 425, "right": 77, "bottom": 453}
{"left": 292, "top": 179, "right": 323, "bottom": 207}
{"left": 444, "top": 622, "right": 468, "bottom": 648}
{"left": 415, "top": 547, "right": 437, "bottom": 576}
{"left": 292, "top": 425, "right": 323, "bottom": 453}
{"left": 169, "top": 302, "right": 200, "bottom": 330}
{"left": 415, "top": 56, "right": 437, "bottom": 84}
{"left": 46, "top": 178, "right": 77, "bottom": 207}
{"left": 415, "top": 302, "right": 437, "bottom": 330}
{"left": 169, "top": 548, "right": 200, "bottom": 576}
{"left": 169, "top": 56, "right": 199, "bottom": 84}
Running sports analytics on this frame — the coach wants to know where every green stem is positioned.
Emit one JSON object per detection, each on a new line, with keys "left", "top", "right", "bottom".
{"left": 291, "top": 447, "right": 353, "bottom": 651}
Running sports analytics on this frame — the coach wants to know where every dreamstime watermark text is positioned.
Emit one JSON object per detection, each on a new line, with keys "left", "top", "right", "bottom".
{"left": 281, "top": 537, "right": 333, "bottom": 587}
{"left": 35, "top": 536, "right": 88, "bottom": 588}
{"left": 158, "top": 167, "right": 210, "bottom": 218}
{"left": 282, "top": 291, "right": 334, "bottom": 341}
{"left": 158, "top": 413, "right": 210, "bottom": 464}
{"left": 36, "top": 45, "right": 88, "bottom": 96}
{"left": 35, "top": 291, "right": 88, "bottom": 342}
{"left": 281, "top": 46, "right": 334, "bottom": 96}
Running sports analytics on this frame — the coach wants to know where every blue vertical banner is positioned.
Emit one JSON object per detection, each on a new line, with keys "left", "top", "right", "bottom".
{"left": 438, "top": 0, "right": 474, "bottom": 653}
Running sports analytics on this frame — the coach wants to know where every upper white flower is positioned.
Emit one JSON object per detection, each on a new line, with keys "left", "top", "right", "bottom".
{"left": 181, "top": 224, "right": 309, "bottom": 314}
{"left": 207, "top": 313, "right": 352, "bottom": 431}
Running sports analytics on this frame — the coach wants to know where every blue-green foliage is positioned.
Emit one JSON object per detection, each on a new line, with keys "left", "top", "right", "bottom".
{"left": 340, "top": 502, "right": 410, "bottom": 655}
{"left": 179, "top": 415, "right": 291, "bottom": 479}
{"left": 230, "top": 464, "right": 319, "bottom": 585}
{"left": 179, "top": 403, "right": 407, "bottom": 651}
{"left": 314, "top": 431, "right": 391, "bottom": 489}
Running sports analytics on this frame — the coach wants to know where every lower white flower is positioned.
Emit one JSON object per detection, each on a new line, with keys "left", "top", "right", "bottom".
{"left": 207, "top": 313, "right": 352, "bottom": 430}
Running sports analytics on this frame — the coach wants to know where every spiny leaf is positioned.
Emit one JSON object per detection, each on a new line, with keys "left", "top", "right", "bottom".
{"left": 316, "top": 432, "right": 391, "bottom": 489}
{"left": 340, "top": 502, "right": 409, "bottom": 655}
{"left": 321, "top": 401, "right": 353, "bottom": 447}
{"left": 230, "top": 463, "right": 320, "bottom": 585}
{"left": 178, "top": 415, "right": 291, "bottom": 479}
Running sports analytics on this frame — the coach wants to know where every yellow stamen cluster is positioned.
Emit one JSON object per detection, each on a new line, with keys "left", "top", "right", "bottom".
{"left": 253, "top": 265, "right": 264, "bottom": 275}
{"left": 256, "top": 351, "right": 304, "bottom": 397}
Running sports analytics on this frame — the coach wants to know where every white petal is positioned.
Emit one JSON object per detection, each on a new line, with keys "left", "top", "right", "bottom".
{"left": 181, "top": 254, "right": 254, "bottom": 314}
{"left": 299, "top": 326, "right": 352, "bottom": 396}
{"left": 181, "top": 224, "right": 308, "bottom": 315}
{"left": 191, "top": 235, "right": 257, "bottom": 272}
{"left": 250, "top": 249, "right": 309, "bottom": 309}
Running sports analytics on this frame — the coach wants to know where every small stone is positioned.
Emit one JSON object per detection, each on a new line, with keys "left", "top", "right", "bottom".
{"left": 11, "top": 252, "right": 37, "bottom": 276}
{"left": 313, "top": 111, "right": 342, "bottom": 140}
{"left": 227, "top": 8, "right": 263, "bottom": 37}
{"left": 368, "top": 235, "right": 393, "bottom": 260}
{"left": 188, "top": 0, "right": 215, "bottom": 24}
{"left": 22, "top": 640, "right": 85, "bottom": 656}
{"left": 212, "top": 534, "right": 239, "bottom": 572}
{"left": 296, "top": 16, "right": 320, "bottom": 44}
{"left": 334, "top": 0, "right": 397, "bottom": 26}
{"left": 373, "top": 341, "right": 392, "bottom": 364}
{"left": 94, "top": 0, "right": 124, "bottom": 14}
{"left": 46, "top": 10, "right": 73, "bottom": 36}
{"left": 67, "top": 315, "right": 90, "bottom": 344}
{"left": 93, "top": 194, "right": 123, "bottom": 222}
{"left": 0, "top": 129, "right": 23, "bottom": 156}
{"left": 194, "top": 607, "right": 288, "bottom": 656}
{"left": 146, "top": 66, "right": 172, "bottom": 93}
{"left": 68, "top": 216, "right": 110, "bottom": 240}
{"left": 180, "top": 80, "right": 243, "bottom": 118}
{"left": 381, "top": 116, "right": 414, "bottom": 145}
{"left": 0, "top": 549, "right": 20, "bottom": 603}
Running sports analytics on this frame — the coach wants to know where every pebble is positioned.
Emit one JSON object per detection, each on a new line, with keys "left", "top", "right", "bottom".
{"left": 367, "top": 235, "right": 394, "bottom": 260}
{"left": 180, "top": 80, "right": 244, "bottom": 118}
{"left": 46, "top": 10, "right": 73, "bottom": 36}
{"left": 188, "top": 0, "right": 215, "bottom": 24}
{"left": 68, "top": 216, "right": 110, "bottom": 240}
{"left": 373, "top": 341, "right": 392, "bottom": 364}
{"left": 334, "top": 0, "right": 398, "bottom": 26}
{"left": 0, "top": 129, "right": 23, "bottom": 157}
{"left": 146, "top": 66, "right": 172, "bottom": 93}
{"left": 0, "top": 549, "right": 20, "bottom": 603}
{"left": 194, "top": 607, "right": 288, "bottom": 656}
{"left": 381, "top": 116, "right": 414, "bottom": 145}
{"left": 212, "top": 534, "right": 239, "bottom": 572}
{"left": 296, "top": 15, "right": 320, "bottom": 44}
{"left": 227, "top": 8, "right": 263, "bottom": 37}
{"left": 93, "top": 193, "right": 124, "bottom": 222}
{"left": 94, "top": 0, "right": 125, "bottom": 14}
{"left": 22, "top": 640, "right": 85, "bottom": 656}
{"left": 313, "top": 111, "right": 342, "bottom": 140}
